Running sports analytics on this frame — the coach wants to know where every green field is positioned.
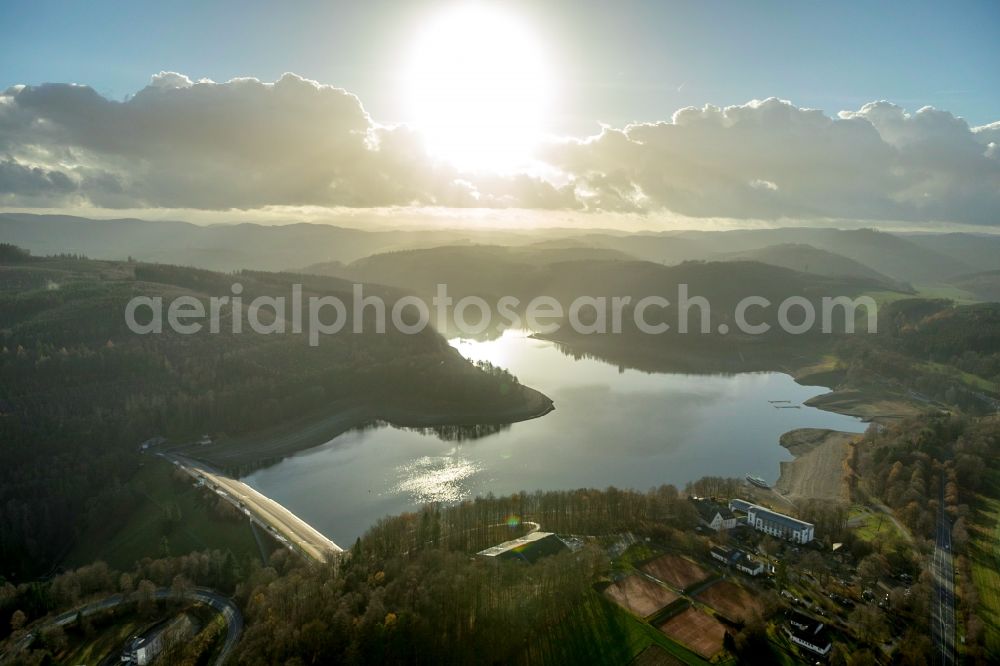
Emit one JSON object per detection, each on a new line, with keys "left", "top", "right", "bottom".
{"left": 611, "top": 542, "right": 658, "bottom": 573}
{"left": 66, "top": 457, "right": 268, "bottom": 571}
{"left": 970, "top": 494, "right": 1000, "bottom": 659}
{"left": 849, "top": 504, "right": 910, "bottom": 544}
{"left": 865, "top": 284, "right": 980, "bottom": 307}
{"left": 516, "top": 591, "right": 718, "bottom": 665}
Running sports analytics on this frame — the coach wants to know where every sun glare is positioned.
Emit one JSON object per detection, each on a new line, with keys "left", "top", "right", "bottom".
{"left": 403, "top": 4, "right": 552, "bottom": 172}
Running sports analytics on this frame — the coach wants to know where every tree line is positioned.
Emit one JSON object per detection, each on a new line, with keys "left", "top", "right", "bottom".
{"left": 0, "top": 252, "right": 534, "bottom": 577}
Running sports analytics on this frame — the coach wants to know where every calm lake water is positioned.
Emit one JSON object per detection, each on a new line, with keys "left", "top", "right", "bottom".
{"left": 242, "top": 331, "right": 866, "bottom": 547}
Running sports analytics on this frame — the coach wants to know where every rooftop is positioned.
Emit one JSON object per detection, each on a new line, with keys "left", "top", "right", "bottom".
{"left": 788, "top": 610, "right": 824, "bottom": 634}
{"left": 690, "top": 498, "right": 734, "bottom": 522}
{"left": 738, "top": 501, "right": 813, "bottom": 531}
{"left": 710, "top": 545, "right": 744, "bottom": 563}
{"left": 789, "top": 624, "right": 831, "bottom": 650}
{"left": 476, "top": 531, "right": 568, "bottom": 563}
{"left": 728, "top": 498, "right": 754, "bottom": 513}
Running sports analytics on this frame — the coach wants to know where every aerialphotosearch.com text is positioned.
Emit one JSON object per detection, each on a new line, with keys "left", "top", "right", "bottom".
{"left": 124, "top": 282, "right": 878, "bottom": 346}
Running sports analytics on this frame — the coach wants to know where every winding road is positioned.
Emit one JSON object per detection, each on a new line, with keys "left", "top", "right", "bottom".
{"left": 2, "top": 587, "right": 242, "bottom": 665}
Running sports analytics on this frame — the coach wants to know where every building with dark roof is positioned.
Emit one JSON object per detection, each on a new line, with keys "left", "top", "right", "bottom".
{"left": 709, "top": 545, "right": 731, "bottom": 564}
{"left": 476, "top": 532, "right": 568, "bottom": 563}
{"left": 735, "top": 554, "right": 764, "bottom": 576}
{"left": 785, "top": 611, "right": 832, "bottom": 656}
{"left": 709, "top": 545, "right": 764, "bottom": 575}
{"left": 690, "top": 498, "right": 737, "bottom": 531}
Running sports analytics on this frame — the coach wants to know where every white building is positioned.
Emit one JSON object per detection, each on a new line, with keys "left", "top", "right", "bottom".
{"left": 736, "top": 557, "right": 765, "bottom": 576}
{"left": 711, "top": 545, "right": 765, "bottom": 576}
{"left": 690, "top": 498, "right": 737, "bottom": 531}
{"left": 476, "top": 532, "right": 568, "bottom": 564}
{"left": 710, "top": 545, "right": 735, "bottom": 564}
{"left": 729, "top": 499, "right": 814, "bottom": 543}
{"left": 121, "top": 614, "right": 193, "bottom": 665}
{"left": 786, "top": 612, "right": 832, "bottom": 656}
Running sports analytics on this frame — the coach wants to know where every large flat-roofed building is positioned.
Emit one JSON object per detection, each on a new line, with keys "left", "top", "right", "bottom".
{"left": 477, "top": 532, "right": 568, "bottom": 563}
{"left": 728, "top": 498, "right": 754, "bottom": 514}
{"left": 729, "top": 500, "right": 814, "bottom": 543}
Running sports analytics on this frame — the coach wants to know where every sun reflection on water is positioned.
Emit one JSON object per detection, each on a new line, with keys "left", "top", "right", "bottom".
{"left": 392, "top": 454, "right": 483, "bottom": 503}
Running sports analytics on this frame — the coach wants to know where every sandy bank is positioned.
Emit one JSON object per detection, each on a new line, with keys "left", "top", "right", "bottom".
{"left": 804, "top": 388, "right": 928, "bottom": 422}
{"left": 775, "top": 428, "right": 861, "bottom": 502}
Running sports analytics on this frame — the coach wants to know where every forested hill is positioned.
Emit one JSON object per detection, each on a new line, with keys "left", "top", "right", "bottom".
{"left": 0, "top": 247, "right": 544, "bottom": 577}
{"left": 337, "top": 244, "right": 893, "bottom": 304}
{"left": 714, "top": 243, "right": 905, "bottom": 289}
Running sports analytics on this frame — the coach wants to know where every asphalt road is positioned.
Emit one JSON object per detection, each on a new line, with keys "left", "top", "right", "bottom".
{"left": 1, "top": 587, "right": 242, "bottom": 665}
{"left": 164, "top": 453, "right": 342, "bottom": 563}
{"left": 931, "top": 480, "right": 956, "bottom": 666}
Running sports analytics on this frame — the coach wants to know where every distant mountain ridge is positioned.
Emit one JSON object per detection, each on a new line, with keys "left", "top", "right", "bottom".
{"left": 537, "top": 228, "right": 981, "bottom": 284}
{"left": 3, "top": 212, "right": 998, "bottom": 288}
{"left": 950, "top": 270, "right": 1000, "bottom": 302}
{"left": 331, "top": 244, "right": 895, "bottom": 320}
{"left": 713, "top": 243, "right": 906, "bottom": 289}
{"left": 0, "top": 213, "right": 573, "bottom": 272}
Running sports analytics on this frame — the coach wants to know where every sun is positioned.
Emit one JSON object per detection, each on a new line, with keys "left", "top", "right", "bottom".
{"left": 403, "top": 4, "right": 552, "bottom": 172}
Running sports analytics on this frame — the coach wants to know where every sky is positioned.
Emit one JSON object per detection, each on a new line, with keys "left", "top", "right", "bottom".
{"left": 0, "top": 0, "right": 998, "bottom": 229}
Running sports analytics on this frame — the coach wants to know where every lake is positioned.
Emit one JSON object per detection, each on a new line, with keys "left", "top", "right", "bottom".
{"left": 242, "top": 331, "right": 866, "bottom": 546}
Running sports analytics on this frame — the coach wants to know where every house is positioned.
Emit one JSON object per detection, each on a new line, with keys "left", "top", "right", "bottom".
{"left": 785, "top": 611, "right": 832, "bottom": 656}
{"left": 477, "top": 532, "right": 568, "bottom": 564}
{"left": 729, "top": 500, "right": 815, "bottom": 543}
{"left": 710, "top": 545, "right": 744, "bottom": 567}
{"left": 710, "top": 545, "right": 732, "bottom": 564}
{"left": 690, "top": 498, "right": 737, "bottom": 531}
{"left": 198, "top": 434, "right": 212, "bottom": 446}
{"left": 735, "top": 555, "right": 765, "bottom": 576}
{"left": 711, "top": 545, "right": 764, "bottom": 576}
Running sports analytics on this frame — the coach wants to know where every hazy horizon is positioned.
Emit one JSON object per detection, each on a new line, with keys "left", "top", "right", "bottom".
{"left": 2, "top": 1, "right": 998, "bottom": 233}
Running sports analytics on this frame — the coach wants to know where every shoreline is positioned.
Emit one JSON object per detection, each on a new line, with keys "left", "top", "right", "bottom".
{"left": 773, "top": 428, "right": 862, "bottom": 503}
{"left": 530, "top": 334, "right": 934, "bottom": 506}
{"left": 179, "top": 385, "right": 554, "bottom": 470}
{"left": 177, "top": 336, "right": 926, "bottom": 525}
{"left": 772, "top": 364, "right": 930, "bottom": 505}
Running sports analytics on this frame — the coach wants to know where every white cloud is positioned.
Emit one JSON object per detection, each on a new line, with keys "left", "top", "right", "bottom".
{"left": 544, "top": 98, "right": 999, "bottom": 224}
{"left": 749, "top": 179, "right": 779, "bottom": 191}
{"left": 0, "top": 76, "right": 997, "bottom": 225}
{"left": 0, "top": 72, "right": 569, "bottom": 211}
